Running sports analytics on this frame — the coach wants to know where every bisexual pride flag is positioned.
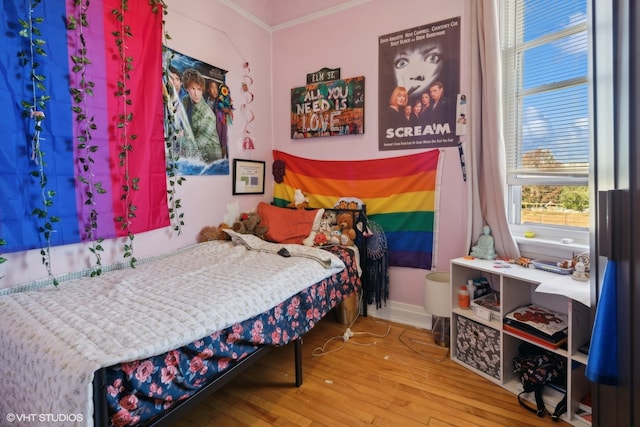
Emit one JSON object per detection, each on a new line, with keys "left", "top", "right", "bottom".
{"left": 273, "top": 150, "right": 441, "bottom": 269}
{"left": 0, "top": 1, "right": 168, "bottom": 253}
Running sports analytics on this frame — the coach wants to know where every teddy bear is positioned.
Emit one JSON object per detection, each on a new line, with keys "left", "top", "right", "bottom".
{"left": 197, "top": 223, "right": 232, "bottom": 243}
{"left": 331, "top": 212, "right": 356, "bottom": 246}
{"left": 287, "top": 188, "right": 309, "bottom": 210}
{"left": 232, "top": 212, "right": 268, "bottom": 239}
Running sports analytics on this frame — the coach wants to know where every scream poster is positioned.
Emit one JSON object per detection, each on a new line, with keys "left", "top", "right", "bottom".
{"left": 378, "top": 17, "right": 461, "bottom": 151}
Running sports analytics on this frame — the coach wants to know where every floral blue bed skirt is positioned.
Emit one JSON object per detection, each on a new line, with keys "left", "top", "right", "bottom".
{"left": 105, "top": 245, "right": 360, "bottom": 427}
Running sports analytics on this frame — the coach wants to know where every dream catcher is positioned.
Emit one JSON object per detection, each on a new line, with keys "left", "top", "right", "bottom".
{"left": 364, "top": 219, "right": 389, "bottom": 308}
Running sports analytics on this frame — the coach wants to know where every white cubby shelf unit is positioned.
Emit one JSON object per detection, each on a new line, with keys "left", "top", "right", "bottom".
{"left": 450, "top": 257, "right": 592, "bottom": 426}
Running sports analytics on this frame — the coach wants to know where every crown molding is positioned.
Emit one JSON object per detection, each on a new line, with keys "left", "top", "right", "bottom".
{"left": 219, "top": 0, "right": 274, "bottom": 32}
{"left": 219, "top": 0, "right": 373, "bottom": 33}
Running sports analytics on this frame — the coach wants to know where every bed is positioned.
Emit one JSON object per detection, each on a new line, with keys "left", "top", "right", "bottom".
{"left": 0, "top": 204, "right": 365, "bottom": 427}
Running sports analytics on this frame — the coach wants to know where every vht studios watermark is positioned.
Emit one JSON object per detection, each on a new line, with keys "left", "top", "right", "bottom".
{"left": 5, "top": 413, "right": 84, "bottom": 423}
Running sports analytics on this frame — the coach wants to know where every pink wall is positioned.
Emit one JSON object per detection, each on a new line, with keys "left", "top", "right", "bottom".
{"left": 270, "top": 0, "right": 469, "bottom": 306}
{"left": 1, "top": 0, "right": 470, "bottom": 316}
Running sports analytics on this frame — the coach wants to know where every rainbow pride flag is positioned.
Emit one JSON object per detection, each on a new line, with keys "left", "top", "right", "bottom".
{"left": 0, "top": 1, "right": 168, "bottom": 253}
{"left": 273, "top": 150, "right": 441, "bottom": 269}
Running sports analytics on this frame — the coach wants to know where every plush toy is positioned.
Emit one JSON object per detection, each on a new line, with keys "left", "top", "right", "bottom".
{"left": 328, "top": 229, "right": 342, "bottom": 245}
{"left": 323, "top": 210, "right": 337, "bottom": 227}
{"left": 310, "top": 211, "right": 336, "bottom": 246}
{"left": 197, "top": 223, "right": 232, "bottom": 243}
{"left": 332, "top": 212, "right": 356, "bottom": 246}
{"left": 318, "top": 217, "right": 333, "bottom": 236}
{"left": 313, "top": 232, "right": 328, "bottom": 246}
{"left": 232, "top": 212, "right": 268, "bottom": 239}
{"left": 287, "top": 188, "right": 309, "bottom": 210}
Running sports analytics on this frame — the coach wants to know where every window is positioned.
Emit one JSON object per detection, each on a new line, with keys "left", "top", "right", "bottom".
{"left": 500, "top": 0, "right": 589, "bottom": 240}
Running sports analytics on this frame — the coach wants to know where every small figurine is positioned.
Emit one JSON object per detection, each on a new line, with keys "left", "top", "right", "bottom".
{"left": 470, "top": 225, "right": 497, "bottom": 260}
{"left": 572, "top": 261, "right": 589, "bottom": 281}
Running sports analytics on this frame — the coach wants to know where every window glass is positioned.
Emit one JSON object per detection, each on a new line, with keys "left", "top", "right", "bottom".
{"left": 501, "top": 0, "right": 589, "bottom": 230}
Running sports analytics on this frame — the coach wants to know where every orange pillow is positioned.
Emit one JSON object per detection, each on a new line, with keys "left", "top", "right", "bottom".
{"left": 257, "top": 202, "right": 323, "bottom": 244}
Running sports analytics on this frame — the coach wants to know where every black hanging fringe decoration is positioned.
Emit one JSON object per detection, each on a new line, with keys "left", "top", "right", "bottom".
{"left": 364, "top": 220, "right": 389, "bottom": 308}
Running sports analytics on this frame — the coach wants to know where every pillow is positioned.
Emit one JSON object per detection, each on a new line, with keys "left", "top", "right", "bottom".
{"left": 257, "top": 202, "right": 324, "bottom": 245}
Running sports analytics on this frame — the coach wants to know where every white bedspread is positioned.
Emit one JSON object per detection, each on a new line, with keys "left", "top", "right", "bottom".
{"left": 0, "top": 241, "right": 344, "bottom": 427}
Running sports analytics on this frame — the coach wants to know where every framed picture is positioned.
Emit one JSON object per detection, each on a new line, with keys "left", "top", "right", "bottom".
{"left": 232, "top": 159, "right": 266, "bottom": 195}
{"left": 290, "top": 76, "right": 365, "bottom": 139}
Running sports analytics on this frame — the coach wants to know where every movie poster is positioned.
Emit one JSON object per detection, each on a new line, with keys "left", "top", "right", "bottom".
{"left": 378, "top": 17, "right": 461, "bottom": 151}
{"left": 163, "top": 47, "right": 232, "bottom": 175}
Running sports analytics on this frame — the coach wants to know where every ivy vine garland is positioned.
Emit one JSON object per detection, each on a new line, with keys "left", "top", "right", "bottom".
{"left": 112, "top": 0, "right": 139, "bottom": 268}
{"left": 18, "top": 0, "right": 60, "bottom": 286}
{"left": 0, "top": 239, "right": 6, "bottom": 265}
{"left": 159, "top": 3, "right": 186, "bottom": 235}
{"left": 67, "top": 0, "right": 106, "bottom": 277}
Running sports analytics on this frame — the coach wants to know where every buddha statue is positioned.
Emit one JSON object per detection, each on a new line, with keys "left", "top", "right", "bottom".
{"left": 470, "top": 225, "right": 497, "bottom": 260}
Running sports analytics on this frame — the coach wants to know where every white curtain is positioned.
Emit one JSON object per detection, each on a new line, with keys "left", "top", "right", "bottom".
{"left": 467, "top": 0, "right": 520, "bottom": 259}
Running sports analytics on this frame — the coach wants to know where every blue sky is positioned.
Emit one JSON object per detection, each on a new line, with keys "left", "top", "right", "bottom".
{"left": 520, "top": 0, "right": 589, "bottom": 165}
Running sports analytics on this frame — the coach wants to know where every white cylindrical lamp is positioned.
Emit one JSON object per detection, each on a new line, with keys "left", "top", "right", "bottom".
{"left": 424, "top": 272, "right": 451, "bottom": 347}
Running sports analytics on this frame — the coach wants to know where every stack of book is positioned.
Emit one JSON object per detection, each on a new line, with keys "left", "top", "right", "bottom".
{"left": 575, "top": 393, "right": 592, "bottom": 424}
{"left": 503, "top": 304, "right": 568, "bottom": 349}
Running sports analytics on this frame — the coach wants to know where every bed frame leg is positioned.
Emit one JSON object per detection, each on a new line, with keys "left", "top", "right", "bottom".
{"left": 294, "top": 338, "right": 303, "bottom": 387}
{"left": 93, "top": 368, "right": 109, "bottom": 426}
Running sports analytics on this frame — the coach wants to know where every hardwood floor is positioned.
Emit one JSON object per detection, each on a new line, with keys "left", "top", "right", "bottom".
{"left": 171, "top": 314, "right": 564, "bottom": 426}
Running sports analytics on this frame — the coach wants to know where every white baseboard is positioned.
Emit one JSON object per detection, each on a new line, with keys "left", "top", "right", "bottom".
{"left": 364, "top": 301, "right": 434, "bottom": 330}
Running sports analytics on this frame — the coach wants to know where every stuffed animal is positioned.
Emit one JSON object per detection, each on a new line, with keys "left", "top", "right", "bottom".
{"left": 332, "top": 212, "right": 356, "bottom": 246}
{"left": 328, "top": 229, "right": 342, "bottom": 245}
{"left": 318, "top": 217, "right": 333, "bottom": 240}
{"left": 287, "top": 188, "right": 309, "bottom": 209}
{"left": 323, "top": 210, "right": 337, "bottom": 227}
{"left": 310, "top": 211, "right": 336, "bottom": 246}
{"left": 313, "top": 232, "right": 328, "bottom": 246}
{"left": 197, "top": 223, "right": 232, "bottom": 243}
{"left": 232, "top": 212, "right": 268, "bottom": 239}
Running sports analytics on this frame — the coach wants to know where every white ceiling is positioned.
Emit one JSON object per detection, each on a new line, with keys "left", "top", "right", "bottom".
{"left": 224, "top": 0, "right": 367, "bottom": 28}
